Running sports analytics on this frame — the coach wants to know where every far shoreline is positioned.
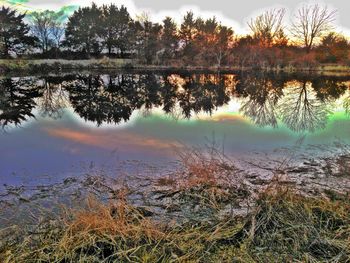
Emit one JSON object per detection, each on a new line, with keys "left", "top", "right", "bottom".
{"left": 1, "top": 58, "right": 350, "bottom": 76}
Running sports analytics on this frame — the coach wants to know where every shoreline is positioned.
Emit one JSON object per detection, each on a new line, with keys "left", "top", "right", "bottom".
{"left": 1, "top": 58, "right": 350, "bottom": 76}
{"left": 1, "top": 147, "right": 349, "bottom": 262}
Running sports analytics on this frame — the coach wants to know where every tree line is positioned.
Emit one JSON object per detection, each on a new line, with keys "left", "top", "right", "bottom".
{"left": 0, "top": 3, "right": 349, "bottom": 67}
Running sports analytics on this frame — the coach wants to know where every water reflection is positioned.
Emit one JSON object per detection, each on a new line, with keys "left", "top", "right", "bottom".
{"left": 236, "top": 72, "right": 284, "bottom": 128}
{"left": 38, "top": 77, "right": 69, "bottom": 119}
{"left": 0, "top": 78, "right": 40, "bottom": 128}
{"left": 279, "top": 81, "right": 331, "bottom": 132}
{"left": 343, "top": 89, "right": 350, "bottom": 116}
{"left": 0, "top": 72, "right": 349, "bottom": 132}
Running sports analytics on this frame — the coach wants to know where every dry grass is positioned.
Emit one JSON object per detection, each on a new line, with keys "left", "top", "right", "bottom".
{"left": 175, "top": 146, "right": 239, "bottom": 188}
{"left": 1, "top": 146, "right": 350, "bottom": 262}
{"left": 58, "top": 196, "right": 165, "bottom": 262}
{"left": 2, "top": 185, "right": 349, "bottom": 262}
{"left": 1, "top": 194, "right": 168, "bottom": 262}
{"left": 0, "top": 58, "right": 133, "bottom": 75}
{"left": 152, "top": 145, "right": 250, "bottom": 221}
{"left": 245, "top": 185, "right": 350, "bottom": 262}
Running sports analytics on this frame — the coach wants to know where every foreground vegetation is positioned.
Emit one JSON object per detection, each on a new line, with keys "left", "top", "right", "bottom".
{"left": 1, "top": 146, "right": 349, "bottom": 262}
{"left": 1, "top": 187, "right": 349, "bottom": 262}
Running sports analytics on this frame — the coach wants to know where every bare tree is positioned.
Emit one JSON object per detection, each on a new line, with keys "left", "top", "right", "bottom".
{"left": 31, "top": 11, "right": 55, "bottom": 53}
{"left": 291, "top": 4, "right": 337, "bottom": 52}
{"left": 30, "top": 11, "right": 65, "bottom": 56}
{"left": 248, "top": 8, "right": 286, "bottom": 47}
{"left": 51, "top": 20, "right": 65, "bottom": 49}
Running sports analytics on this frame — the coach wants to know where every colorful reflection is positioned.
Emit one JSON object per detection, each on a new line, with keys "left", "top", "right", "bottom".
{"left": 0, "top": 72, "right": 349, "bottom": 185}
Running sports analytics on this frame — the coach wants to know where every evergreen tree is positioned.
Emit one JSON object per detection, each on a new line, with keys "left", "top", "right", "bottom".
{"left": 133, "top": 14, "right": 162, "bottom": 64}
{"left": 180, "top": 11, "right": 196, "bottom": 46}
{"left": 64, "top": 3, "right": 103, "bottom": 57}
{"left": 160, "top": 17, "right": 178, "bottom": 61}
{"left": 179, "top": 11, "right": 198, "bottom": 63}
{"left": 0, "top": 6, "right": 36, "bottom": 58}
{"left": 101, "top": 4, "right": 132, "bottom": 56}
{"left": 194, "top": 17, "right": 219, "bottom": 63}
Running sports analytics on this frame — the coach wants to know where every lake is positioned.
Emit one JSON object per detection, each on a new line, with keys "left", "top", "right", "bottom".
{"left": 1, "top": 71, "right": 350, "bottom": 187}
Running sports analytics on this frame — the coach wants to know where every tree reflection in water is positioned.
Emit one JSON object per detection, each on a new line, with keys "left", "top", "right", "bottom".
{"left": 279, "top": 80, "right": 331, "bottom": 132}
{"left": 0, "top": 78, "right": 40, "bottom": 128}
{"left": 0, "top": 72, "right": 349, "bottom": 132}
{"left": 66, "top": 75, "right": 134, "bottom": 125}
{"left": 236, "top": 72, "right": 284, "bottom": 128}
{"left": 38, "top": 76, "right": 69, "bottom": 119}
{"left": 344, "top": 91, "right": 350, "bottom": 116}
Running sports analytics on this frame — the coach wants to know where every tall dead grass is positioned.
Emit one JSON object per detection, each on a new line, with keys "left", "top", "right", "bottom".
{"left": 1, "top": 145, "right": 350, "bottom": 262}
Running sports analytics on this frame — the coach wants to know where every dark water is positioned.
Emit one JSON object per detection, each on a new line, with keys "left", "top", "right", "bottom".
{"left": 1, "top": 71, "right": 350, "bottom": 186}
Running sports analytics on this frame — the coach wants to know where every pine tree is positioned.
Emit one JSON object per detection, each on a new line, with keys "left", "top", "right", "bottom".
{"left": 0, "top": 6, "right": 36, "bottom": 58}
{"left": 101, "top": 4, "right": 132, "bottom": 56}
{"left": 161, "top": 17, "right": 178, "bottom": 61}
{"left": 64, "top": 3, "right": 103, "bottom": 57}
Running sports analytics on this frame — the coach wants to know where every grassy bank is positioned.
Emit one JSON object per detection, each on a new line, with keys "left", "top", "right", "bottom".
{"left": 1, "top": 147, "right": 349, "bottom": 262}
{"left": 0, "top": 58, "right": 134, "bottom": 74}
{"left": 1, "top": 58, "right": 350, "bottom": 75}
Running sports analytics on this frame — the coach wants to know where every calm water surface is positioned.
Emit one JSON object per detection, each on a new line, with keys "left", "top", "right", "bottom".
{"left": 1, "top": 71, "right": 350, "bottom": 185}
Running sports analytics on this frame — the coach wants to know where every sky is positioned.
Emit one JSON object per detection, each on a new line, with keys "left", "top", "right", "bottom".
{"left": 1, "top": 0, "right": 350, "bottom": 35}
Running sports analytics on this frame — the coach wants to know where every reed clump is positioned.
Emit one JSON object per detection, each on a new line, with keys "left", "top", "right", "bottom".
{"left": 1, "top": 184, "right": 349, "bottom": 262}
{"left": 1, "top": 146, "right": 350, "bottom": 262}
{"left": 153, "top": 146, "right": 250, "bottom": 221}
{"left": 243, "top": 186, "right": 350, "bottom": 262}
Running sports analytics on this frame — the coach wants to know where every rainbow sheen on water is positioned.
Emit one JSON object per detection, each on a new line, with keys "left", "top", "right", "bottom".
{"left": 0, "top": 72, "right": 349, "bottom": 186}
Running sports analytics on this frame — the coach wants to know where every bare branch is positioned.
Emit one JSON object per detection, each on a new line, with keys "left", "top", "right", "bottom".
{"left": 248, "top": 8, "right": 286, "bottom": 47}
{"left": 291, "top": 4, "right": 337, "bottom": 52}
